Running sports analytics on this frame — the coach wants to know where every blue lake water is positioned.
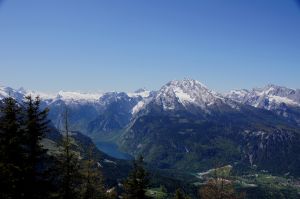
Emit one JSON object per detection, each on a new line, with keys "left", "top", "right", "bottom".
{"left": 95, "top": 142, "right": 133, "bottom": 160}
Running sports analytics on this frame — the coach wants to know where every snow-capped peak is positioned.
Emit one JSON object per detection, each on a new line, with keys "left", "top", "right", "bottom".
{"left": 154, "top": 79, "right": 222, "bottom": 110}
{"left": 55, "top": 91, "right": 102, "bottom": 102}
{"left": 0, "top": 86, "right": 26, "bottom": 101}
{"left": 0, "top": 85, "right": 104, "bottom": 104}
{"left": 127, "top": 89, "right": 151, "bottom": 98}
{"left": 226, "top": 89, "right": 250, "bottom": 103}
{"left": 0, "top": 86, "right": 11, "bottom": 98}
{"left": 227, "top": 84, "right": 300, "bottom": 109}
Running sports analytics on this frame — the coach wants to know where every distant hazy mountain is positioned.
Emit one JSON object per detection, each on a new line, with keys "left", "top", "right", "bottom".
{"left": 226, "top": 84, "right": 300, "bottom": 125}
{"left": 0, "top": 85, "right": 151, "bottom": 135}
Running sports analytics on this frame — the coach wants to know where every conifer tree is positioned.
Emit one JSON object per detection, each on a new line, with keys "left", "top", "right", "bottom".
{"left": 81, "top": 145, "right": 106, "bottom": 199}
{"left": 122, "top": 155, "right": 149, "bottom": 199}
{"left": 173, "top": 188, "right": 191, "bottom": 199}
{"left": 56, "top": 108, "right": 82, "bottom": 199}
{"left": 22, "top": 95, "right": 50, "bottom": 198}
{"left": 0, "top": 97, "right": 25, "bottom": 199}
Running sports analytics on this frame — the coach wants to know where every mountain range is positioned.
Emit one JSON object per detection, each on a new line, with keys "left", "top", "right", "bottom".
{"left": 1, "top": 80, "right": 299, "bottom": 134}
{"left": 1, "top": 80, "right": 300, "bottom": 177}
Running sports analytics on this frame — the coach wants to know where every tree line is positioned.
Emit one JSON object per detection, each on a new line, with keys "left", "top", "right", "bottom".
{"left": 0, "top": 96, "right": 243, "bottom": 199}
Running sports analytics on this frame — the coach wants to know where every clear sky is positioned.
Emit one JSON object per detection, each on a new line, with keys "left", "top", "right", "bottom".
{"left": 0, "top": 0, "right": 300, "bottom": 93}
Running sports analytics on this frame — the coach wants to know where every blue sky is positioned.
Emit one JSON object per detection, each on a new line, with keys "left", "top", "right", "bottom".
{"left": 0, "top": 0, "right": 299, "bottom": 93}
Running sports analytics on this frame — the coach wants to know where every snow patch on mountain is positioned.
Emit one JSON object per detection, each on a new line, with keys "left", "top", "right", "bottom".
{"left": 153, "top": 79, "right": 224, "bottom": 111}
{"left": 132, "top": 101, "right": 145, "bottom": 115}
{"left": 173, "top": 86, "right": 195, "bottom": 103}
{"left": 227, "top": 85, "right": 300, "bottom": 109}
{"left": 227, "top": 89, "right": 249, "bottom": 102}
{"left": 26, "top": 90, "right": 56, "bottom": 100}
{"left": 127, "top": 89, "right": 151, "bottom": 98}
{"left": 56, "top": 91, "right": 102, "bottom": 102}
{"left": 0, "top": 86, "right": 27, "bottom": 101}
{"left": 0, "top": 87, "right": 10, "bottom": 98}
{"left": 268, "top": 95, "right": 298, "bottom": 106}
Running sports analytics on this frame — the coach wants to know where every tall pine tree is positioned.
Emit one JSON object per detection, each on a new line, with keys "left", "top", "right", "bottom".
{"left": 173, "top": 188, "right": 191, "bottom": 199}
{"left": 81, "top": 145, "right": 106, "bottom": 199}
{"left": 22, "top": 95, "right": 50, "bottom": 198}
{"left": 56, "top": 108, "right": 82, "bottom": 199}
{"left": 0, "top": 97, "right": 25, "bottom": 199}
{"left": 122, "top": 155, "right": 149, "bottom": 199}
